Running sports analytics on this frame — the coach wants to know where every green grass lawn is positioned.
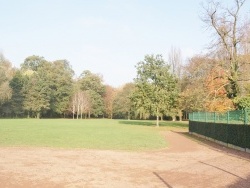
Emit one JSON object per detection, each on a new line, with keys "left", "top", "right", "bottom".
{"left": 0, "top": 119, "right": 188, "bottom": 151}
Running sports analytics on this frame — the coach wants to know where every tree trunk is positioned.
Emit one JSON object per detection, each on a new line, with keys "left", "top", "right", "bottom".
{"left": 156, "top": 108, "right": 159, "bottom": 127}
{"left": 178, "top": 109, "right": 182, "bottom": 121}
{"left": 80, "top": 108, "right": 82, "bottom": 119}
{"left": 77, "top": 104, "right": 79, "bottom": 119}
{"left": 37, "top": 112, "right": 40, "bottom": 119}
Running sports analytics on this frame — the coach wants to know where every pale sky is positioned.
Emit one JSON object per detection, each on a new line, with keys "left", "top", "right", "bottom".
{"left": 0, "top": 0, "right": 249, "bottom": 87}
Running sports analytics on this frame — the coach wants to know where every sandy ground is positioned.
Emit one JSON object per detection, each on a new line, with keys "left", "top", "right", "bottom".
{"left": 0, "top": 131, "right": 250, "bottom": 188}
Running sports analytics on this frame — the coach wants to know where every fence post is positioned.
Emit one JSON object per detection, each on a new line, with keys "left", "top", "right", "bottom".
{"left": 214, "top": 112, "right": 216, "bottom": 123}
{"left": 244, "top": 108, "right": 247, "bottom": 151}
{"left": 244, "top": 108, "right": 248, "bottom": 125}
{"left": 227, "top": 111, "right": 229, "bottom": 124}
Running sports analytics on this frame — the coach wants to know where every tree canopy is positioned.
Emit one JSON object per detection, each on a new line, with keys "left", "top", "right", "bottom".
{"left": 132, "top": 55, "right": 178, "bottom": 126}
{"left": 0, "top": 0, "right": 249, "bottom": 121}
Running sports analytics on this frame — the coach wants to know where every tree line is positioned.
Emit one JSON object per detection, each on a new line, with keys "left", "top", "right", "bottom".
{"left": 0, "top": 0, "right": 250, "bottom": 121}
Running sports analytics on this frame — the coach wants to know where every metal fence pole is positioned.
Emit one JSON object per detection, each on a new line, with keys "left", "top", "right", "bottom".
{"left": 244, "top": 108, "right": 248, "bottom": 125}
{"left": 214, "top": 112, "right": 216, "bottom": 123}
{"left": 227, "top": 111, "right": 229, "bottom": 124}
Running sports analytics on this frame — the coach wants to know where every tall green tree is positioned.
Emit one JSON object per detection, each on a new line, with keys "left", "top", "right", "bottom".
{"left": 20, "top": 55, "right": 46, "bottom": 71}
{"left": 46, "top": 60, "right": 74, "bottom": 116}
{"left": 0, "top": 54, "right": 13, "bottom": 104}
{"left": 78, "top": 70, "right": 105, "bottom": 117}
{"left": 9, "top": 71, "right": 27, "bottom": 117}
{"left": 79, "top": 70, "right": 105, "bottom": 95}
{"left": 23, "top": 73, "right": 50, "bottom": 118}
{"left": 86, "top": 90, "right": 104, "bottom": 118}
{"left": 22, "top": 58, "right": 74, "bottom": 118}
{"left": 113, "top": 83, "right": 135, "bottom": 119}
{"left": 133, "top": 54, "right": 178, "bottom": 127}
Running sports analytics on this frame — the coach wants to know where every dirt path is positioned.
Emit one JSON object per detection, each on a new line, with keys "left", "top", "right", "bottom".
{"left": 0, "top": 130, "right": 250, "bottom": 188}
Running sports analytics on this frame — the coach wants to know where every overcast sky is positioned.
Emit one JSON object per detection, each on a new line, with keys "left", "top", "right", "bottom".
{"left": 0, "top": 0, "right": 250, "bottom": 87}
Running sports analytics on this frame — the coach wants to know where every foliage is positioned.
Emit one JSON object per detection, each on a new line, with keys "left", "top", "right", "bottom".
{"left": 0, "top": 54, "right": 13, "bottom": 104}
{"left": 202, "top": 0, "right": 249, "bottom": 98}
{"left": 9, "top": 71, "right": 27, "bottom": 116}
{"left": 79, "top": 70, "right": 105, "bottom": 95}
{"left": 113, "top": 83, "right": 135, "bottom": 119}
{"left": 180, "top": 55, "right": 211, "bottom": 112}
{"left": 181, "top": 55, "right": 234, "bottom": 113}
{"left": 45, "top": 60, "right": 74, "bottom": 116}
{"left": 21, "top": 59, "right": 74, "bottom": 118}
{"left": 132, "top": 54, "right": 178, "bottom": 126}
{"left": 20, "top": 55, "right": 46, "bottom": 71}
{"left": 23, "top": 72, "right": 50, "bottom": 118}
{"left": 103, "top": 85, "right": 117, "bottom": 119}
{"left": 86, "top": 90, "right": 105, "bottom": 117}
{"left": 1, "top": 38, "right": 250, "bottom": 119}
{"left": 204, "top": 66, "right": 234, "bottom": 112}
{"left": 77, "top": 70, "right": 105, "bottom": 118}
{"left": 234, "top": 96, "right": 250, "bottom": 109}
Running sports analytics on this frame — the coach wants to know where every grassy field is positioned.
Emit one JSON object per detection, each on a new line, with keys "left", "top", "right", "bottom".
{"left": 0, "top": 119, "right": 188, "bottom": 151}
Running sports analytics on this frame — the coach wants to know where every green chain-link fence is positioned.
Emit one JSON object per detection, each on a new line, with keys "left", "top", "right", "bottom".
{"left": 189, "top": 109, "right": 250, "bottom": 125}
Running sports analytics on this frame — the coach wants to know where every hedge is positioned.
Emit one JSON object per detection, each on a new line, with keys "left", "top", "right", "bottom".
{"left": 189, "top": 121, "right": 250, "bottom": 150}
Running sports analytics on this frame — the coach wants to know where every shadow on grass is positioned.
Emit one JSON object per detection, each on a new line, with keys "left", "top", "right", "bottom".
{"left": 119, "top": 120, "right": 154, "bottom": 126}
{"left": 119, "top": 120, "right": 188, "bottom": 128}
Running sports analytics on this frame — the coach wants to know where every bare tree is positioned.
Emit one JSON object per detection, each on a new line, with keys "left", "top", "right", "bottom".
{"left": 202, "top": 0, "right": 249, "bottom": 98}
{"left": 70, "top": 92, "right": 78, "bottom": 119}
{"left": 168, "top": 46, "right": 182, "bottom": 79}
{"left": 168, "top": 47, "right": 183, "bottom": 120}
{"left": 241, "top": 21, "right": 250, "bottom": 54}
{"left": 70, "top": 91, "right": 91, "bottom": 119}
{"left": 78, "top": 91, "right": 90, "bottom": 119}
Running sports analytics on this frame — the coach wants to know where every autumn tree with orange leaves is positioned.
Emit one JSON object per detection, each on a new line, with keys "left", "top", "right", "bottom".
{"left": 204, "top": 66, "right": 234, "bottom": 112}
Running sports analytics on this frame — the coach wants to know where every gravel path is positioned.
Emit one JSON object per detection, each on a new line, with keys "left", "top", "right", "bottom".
{"left": 0, "top": 130, "right": 249, "bottom": 187}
